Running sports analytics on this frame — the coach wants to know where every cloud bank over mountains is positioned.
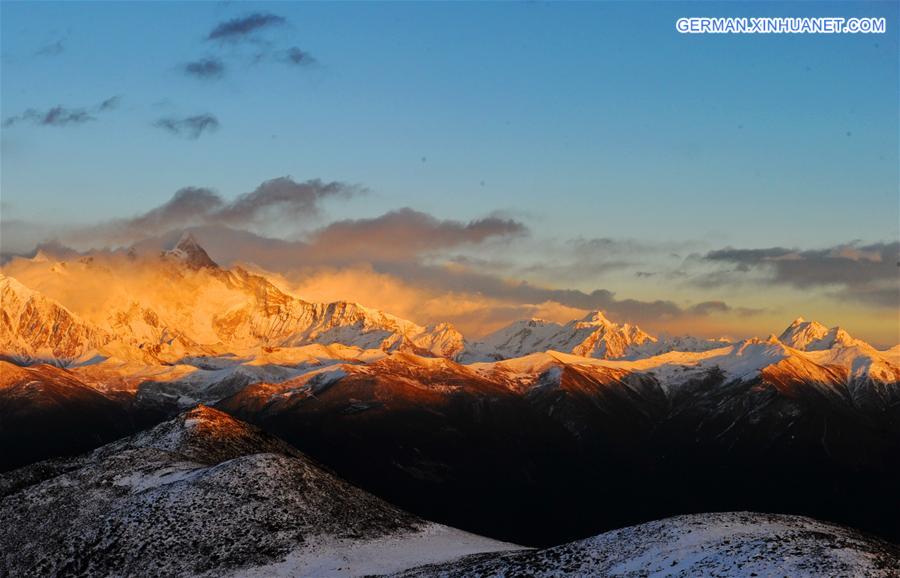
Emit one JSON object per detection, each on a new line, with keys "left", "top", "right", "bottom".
{"left": 2, "top": 175, "right": 895, "bottom": 341}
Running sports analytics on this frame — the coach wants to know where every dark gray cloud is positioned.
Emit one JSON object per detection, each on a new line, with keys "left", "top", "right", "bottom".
{"left": 184, "top": 58, "right": 225, "bottom": 79}
{"left": 88, "top": 178, "right": 362, "bottom": 243}
{"left": 207, "top": 13, "right": 285, "bottom": 42}
{"left": 153, "top": 114, "right": 220, "bottom": 139}
{"left": 701, "top": 242, "right": 899, "bottom": 308}
{"left": 2, "top": 96, "right": 120, "bottom": 128}
{"left": 216, "top": 178, "right": 359, "bottom": 225}
{"left": 124, "top": 187, "right": 224, "bottom": 233}
{"left": 304, "top": 209, "right": 526, "bottom": 263}
{"left": 279, "top": 47, "right": 315, "bottom": 66}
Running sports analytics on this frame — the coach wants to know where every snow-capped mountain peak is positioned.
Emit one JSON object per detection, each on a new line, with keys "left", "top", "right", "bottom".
{"left": 778, "top": 318, "right": 864, "bottom": 351}
{"left": 0, "top": 252, "right": 467, "bottom": 364}
{"left": 163, "top": 232, "right": 218, "bottom": 270}
{"left": 0, "top": 273, "right": 110, "bottom": 365}
{"left": 575, "top": 310, "right": 613, "bottom": 327}
{"left": 465, "top": 310, "right": 656, "bottom": 361}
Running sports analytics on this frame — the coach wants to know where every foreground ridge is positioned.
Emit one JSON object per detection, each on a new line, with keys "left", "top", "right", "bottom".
{"left": 393, "top": 512, "right": 900, "bottom": 577}
{"left": 0, "top": 406, "right": 520, "bottom": 577}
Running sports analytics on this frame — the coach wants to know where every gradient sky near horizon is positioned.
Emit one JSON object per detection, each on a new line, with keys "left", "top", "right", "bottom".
{"left": 1, "top": 1, "right": 898, "bottom": 345}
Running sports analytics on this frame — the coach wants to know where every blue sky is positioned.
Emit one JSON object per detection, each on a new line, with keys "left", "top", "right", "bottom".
{"left": 1, "top": 1, "right": 898, "bottom": 342}
{"left": 3, "top": 1, "right": 897, "bottom": 242}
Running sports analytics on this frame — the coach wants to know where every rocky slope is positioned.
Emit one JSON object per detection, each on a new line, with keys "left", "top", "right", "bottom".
{"left": 393, "top": 512, "right": 900, "bottom": 577}
{"left": 0, "top": 406, "right": 520, "bottom": 577}
{"left": 0, "top": 360, "right": 140, "bottom": 471}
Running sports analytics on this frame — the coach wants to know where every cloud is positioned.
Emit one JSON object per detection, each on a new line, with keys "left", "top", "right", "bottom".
{"left": 380, "top": 264, "right": 703, "bottom": 322}
{"left": 184, "top": 58, "right": 225, "bottom": 79}
{"left": 278, "top": 47, "right": 315, "bottom": 66}
{"left": 98, "top": 96, "right": 121, "bottom": 111}
{"left": 110, "top": 221, "right": 737, "bottom": 329}
{"left": 153, "top": 114, "right": 220, "bottom": 139}
{"left": 216, "top": 178, "right": 360, "bottom": 224}
{"left": 2, "top": 171, "right": 759, "bottom": 337}
{"left": 701, "top": 241, "right": 899, "bottom": 308}
{"left": 688, "top": 300, "right": 731, "bottom": 316}
{"left": 74, "top": 178, "right": 362, "bottom": 244}
{"left": 303, "top": 209, "right": 526, "bottom": 264}
{"left": 35, "top": 40, "right": 64, "bottom": 56}
{"left": 207, "top": 13, "right": 285, "bottom": 42}
{"left": 2, "top": 96, "right": 120, "bottom": 128}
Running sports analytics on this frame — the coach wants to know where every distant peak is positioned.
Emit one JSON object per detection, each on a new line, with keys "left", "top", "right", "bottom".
{"left": 176, "top": 231, "right": 199, "bottom": 246}
{"left": 791, "top": 317, "right": 806, "bottom": 326}
{"left": 580, "top": 311, "right": 612, "bottom": 325}
{"left": 164, "top": 232, "right": 218, "bottom": 270}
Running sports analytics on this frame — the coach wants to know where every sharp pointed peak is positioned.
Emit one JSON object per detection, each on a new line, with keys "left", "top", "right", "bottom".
{"left": 173, "top": 231, "right": 201, "bottom": 249}
{"left": 579, "top": 310, "right": 612, "bottom": 325}
{"left": 164, "top": 231, "right": 218, "bottom": 270}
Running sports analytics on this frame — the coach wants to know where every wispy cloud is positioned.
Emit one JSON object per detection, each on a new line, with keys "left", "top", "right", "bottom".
{"left": 98, "top": 96, "right": 121, "bottom": 111}
{"left": 278, "top": 47, "right": 315, "bottom": 67}
{"left": 35, "top": 40, "right": 64, "bottom": 56}
{"left": 183, "top": 58, "right": 225, "bottom": 79}
{"left": 153, "top": 114, "right": 220, "bottom": 139}
{"left": 2, "top": 96, "right": 120, "bottom": 128}
{"left": 207, "top": 13, "right": 285, "bottom": 42}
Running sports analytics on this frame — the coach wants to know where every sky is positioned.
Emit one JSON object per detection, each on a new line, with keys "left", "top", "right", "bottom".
{"left": 1, "top": 1, "right": 898, "bottom": 345}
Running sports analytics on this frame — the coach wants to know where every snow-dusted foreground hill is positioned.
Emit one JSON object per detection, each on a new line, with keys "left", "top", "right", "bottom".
{"left": 2, "top": 407, "right": 896, "bottom": 578}
{"left": 0, "top": 406, "right": 520, "bottom": 577}
{"left": 395, "top": 512, "right": 900, "bottom": 578}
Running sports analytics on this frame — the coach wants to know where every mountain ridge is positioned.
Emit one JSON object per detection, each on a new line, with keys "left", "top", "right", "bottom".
{"left": 0, "top": 405, "right": 521, "bottom": 577}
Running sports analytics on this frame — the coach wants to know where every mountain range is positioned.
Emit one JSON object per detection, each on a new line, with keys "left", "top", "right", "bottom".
{"left": 2, "top": 234, "right": 899, "bottom": 553}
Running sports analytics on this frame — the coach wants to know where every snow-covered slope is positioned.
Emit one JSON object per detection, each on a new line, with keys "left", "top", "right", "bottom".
{"left": 464, "top": 311, "right": 725, "bottom": 362}
{"left": 473, "top": 311, "right": 654, "bottom": 360}
{"left": 0, "top": 406, "right": 521, "bottom": 577}
{"left": 0, "top": 273, "right": 110, "bottom": 365}
{"left": 779, "top": 317, "right": 866, "bottom": 351}
{"left": 393, "top": 512, "right": 900, "bottom": 577}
